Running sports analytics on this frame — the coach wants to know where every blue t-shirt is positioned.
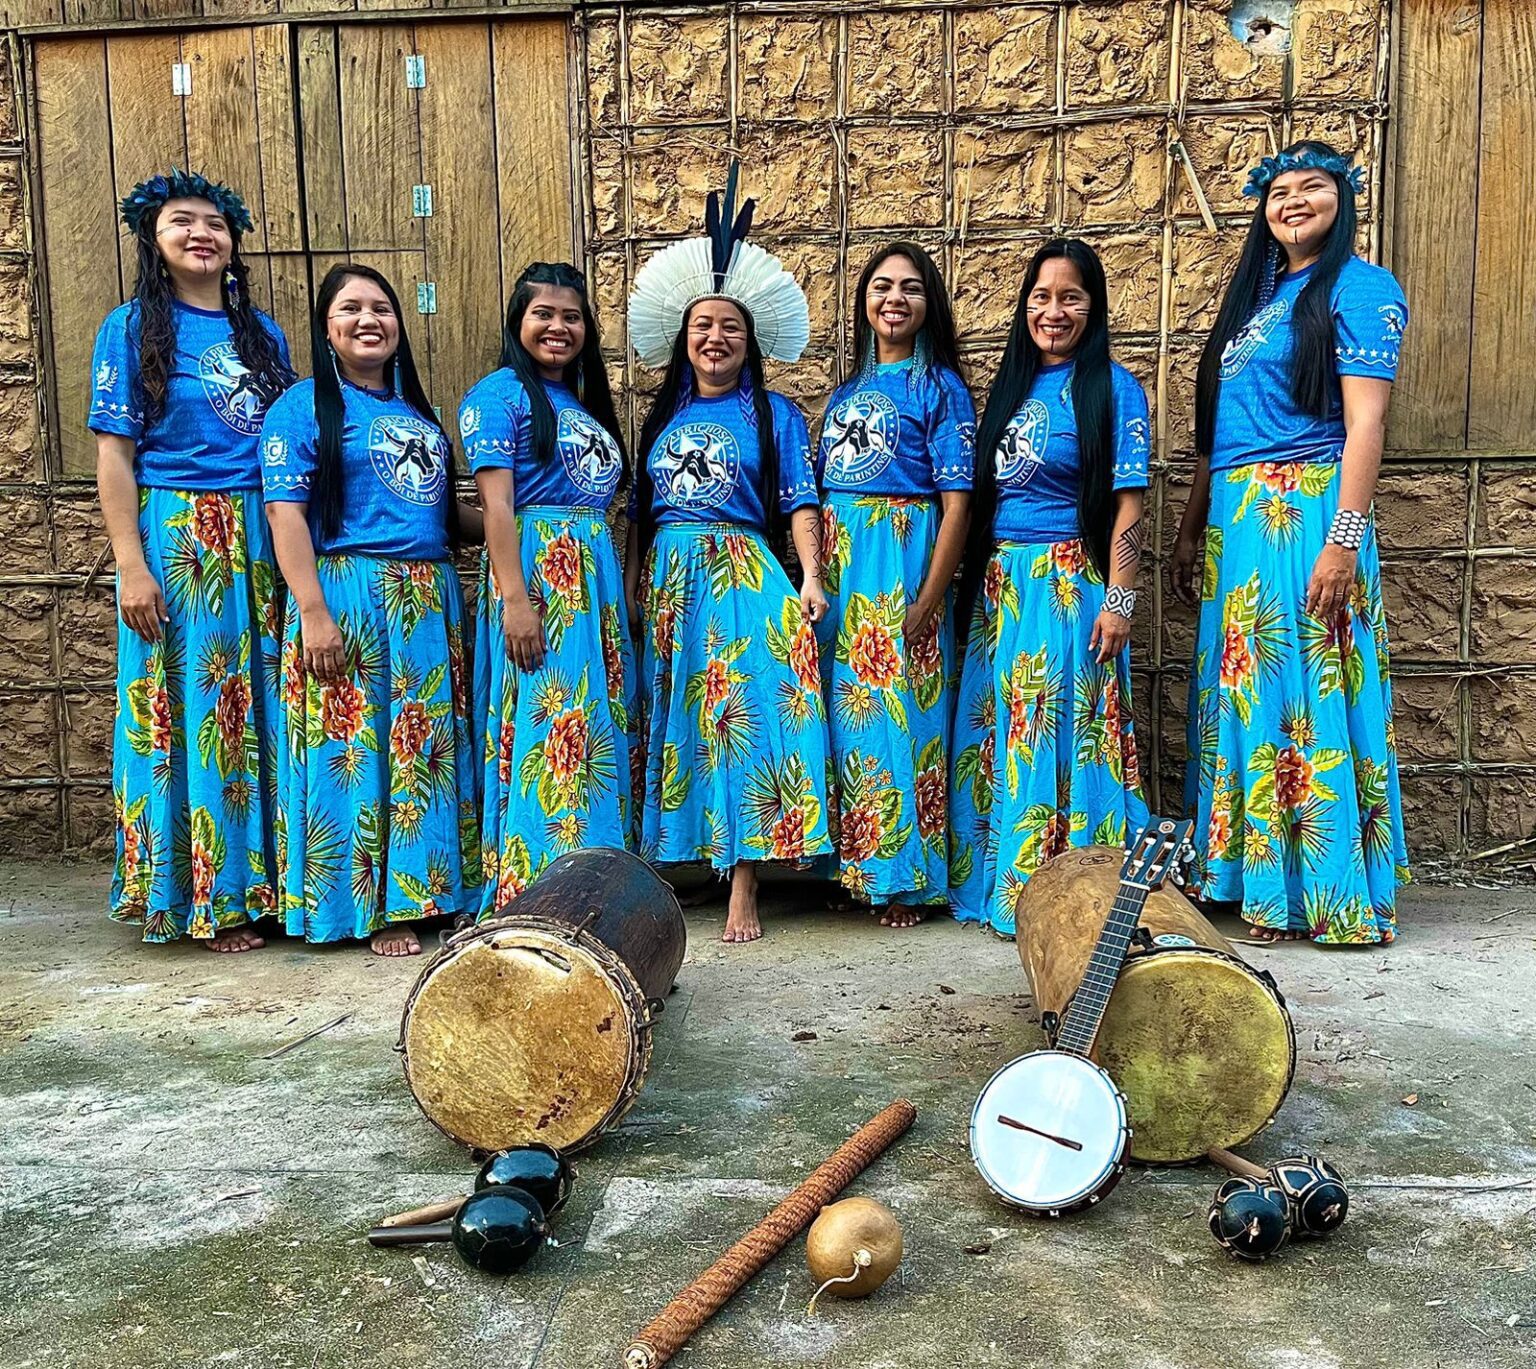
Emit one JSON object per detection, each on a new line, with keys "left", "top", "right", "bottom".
{"left": 992, "top": 359, "right": 1151, "bottom": 544}
{"left": 458, "top": 369, "right": 625, "bottom": 510}
{"left": 646, "top": 391, "right": 818, "bottom": 529}
{"left": 88, "top": 300, "right": 292, "bottom": 490}
{"left": 817, "top": 360, "right": 976, "bottom": 496}
{"left": 261, "top": 379, "right": 452, "bottom": 562}
{"left": 1210, "top": 255, "right": 1408, "bottom": 473}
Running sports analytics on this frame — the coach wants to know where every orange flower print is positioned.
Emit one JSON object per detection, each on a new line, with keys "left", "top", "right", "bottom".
{"left": 1257, "top": 462, "right": 1301, "bottom": 495}
{"left": 1040, "top": 812, "right": 1070, "bottom": 860}
{"left": 1274, "top": 745, "right": 1315, "bottom": 810}
{"left": 849, "top": 620, "right": 901, "bottom": 690}
{"left": 908, "top": 620, "right": 942, "bottom": 684}
{"left": 703, "top": 659, "right": 731, "bottom": 710}
{"left": 215, "top": 675, "right": 251, "bottom": 756}
{"left": 249, "top": 882, "right": 277, "bottom": 915}
{"left": 915, "top": 765, "right": 946, "bottom": 840}
{"left": 1219, "top": 621, "right": 1253, "bottom": 690}
{"left": 320, "top": 679, "right": 368, "bottom": 743}
{"left": 541, "top": 531, "right": 582, "bottom": 597}
{"left": 546, "top": 708, "right": 590, "bottom": 782}
{"left": 654, "top": 607, "right": 677, "bottom": 661}
{"left": 191, "top": 839, "right": 216, "bottom": 908}
{"left": 840, "top": 802, "right": 883, "bottom": 863}
{"left": 723, "top": 533, "right": 753, "bottom": 576}
{"left": 1006, "top": 674, "right": 1031, "bottom": 753}
{"left": 282, "top": 639, "right": 305, "bottom": 711}
{"left": 1052, "top": 541, "right": 1086, "bottom": 576}
{"left": 788, "top": 621, "right": 821, "bottom": 692}
{"left": 409, "top": 561, "right": 436, "bottom": 590}
{"left": 1208, "top": 809, "right": 1232, "bottom": 859}
{"left": 449, "top": 641, "right": 468, "bottom": 716}
{"left": 496, "top": 864, "right": 527, "bottom": 907}
{"left": 979, "top": 732, "right": 997, "bottom": 785}
{"left": 121, "top": 820, "right": 142, "bottom": 884}
{"left": 820, "top": 505, "right": 839, "bottom": 562}
{"left": 149, "top": 685, "right": 173, "bottom": 753}
{"left": 390, "top": 701, "right": 433, "bottom": 765}
{"left": 771, "top": 806, "right": 807, "bottom": 861}
{"left": 1123, "top": 732, "right": 1142, "bottom": 794}
{"left": 1103, "top": 677, "right": 1122, "bottom": 741}
{"left": 983, "top": 556, "right": 1005, "bottom": 608}
{"left": 192, "top": 493, "right": 237, "bottom": 559}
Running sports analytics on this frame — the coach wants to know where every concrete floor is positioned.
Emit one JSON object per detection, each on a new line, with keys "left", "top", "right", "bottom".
{"left": 0, "top": 863, "right": 1532, "bottom": 1369}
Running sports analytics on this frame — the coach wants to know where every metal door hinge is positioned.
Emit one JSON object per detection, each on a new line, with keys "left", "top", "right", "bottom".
{"left": 172, "top": 63, "right": 192, "bottom": 97}
{"left": 404, "top": 55, "right": 426, "bottom": 89}
{"left": 412, "top": 184, "right": 434, "bottom": 218}
{"left": 417, "top": 282, "right": 438, "bottom": 315}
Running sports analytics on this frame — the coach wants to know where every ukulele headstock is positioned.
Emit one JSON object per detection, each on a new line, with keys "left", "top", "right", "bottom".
{"left": 1120, "top": 818, "right": 1195, "bottom": 892}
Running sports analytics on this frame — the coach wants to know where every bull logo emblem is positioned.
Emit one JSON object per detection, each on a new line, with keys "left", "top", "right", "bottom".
{"left": 559, "top": 409, "right": 622, "bottom": 498}
{"left": 996, "top": 399, "right": 1049, "bottom": 486}
{"left": 200, "top": 341, "right": 281, "bottom": 435}
{"left": 368, "top": 417, "right": 446, "bottom": 506}
{"left": 823, "top": 390, "right": 899, "bottom": 484}
{"left": 653, "top": 422, "right": 737, "bottom": 510}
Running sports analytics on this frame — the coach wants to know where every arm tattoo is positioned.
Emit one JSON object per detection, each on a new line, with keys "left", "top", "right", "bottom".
{"left": 1115, "top": 518, "right": 1144, "bottom": 574}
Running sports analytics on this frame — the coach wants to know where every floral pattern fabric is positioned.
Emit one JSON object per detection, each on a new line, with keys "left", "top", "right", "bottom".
{"left": 474, "top": 507, "right": 638, "bottom": 917}
{"left": 275, "top": 555, "right": 479, "bottom": 942}
{"left": 638, "top": 523, "right": 833, "bottom": 873}
{"left": 950, "top": 538, "right": 1147, "bottom": 935}
{"left": 111, "top": 488, "right": 282, "bottom": 940}
{"left": 818, "top": 493, "right": 954, "bottom": 905}
{"left": 1185, "top": 460, "right": 1407, "bottom": 944}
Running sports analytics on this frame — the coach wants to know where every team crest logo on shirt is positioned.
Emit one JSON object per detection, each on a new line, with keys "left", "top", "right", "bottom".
{"left": 559, "top": 408, "right": 623, "bottom": 499}
{"left": 263, "top": 434, "right": 289, "bottom": 468}
{"left": 822, "top": 390, "right": 900, "bottom": 485}
{"left": 652, "top": 422, "right": 739, "bottom": 511}
{"left": 460, "top": 405, "right": 482, "bottom": 440}
{"left": 94, "top": 361, "right": 118, "bottom": 392}
{"left": 996, "top": 399, "right": 1049, "bottom": 486}
{"left": 199, "top": 341, "right": 281, "bottom": 436}
{"left": 368, "top": 416, "right": 447, "bottom": 506}
{"left": 1219, "top": 297, "right": 1290, "bottom": 379}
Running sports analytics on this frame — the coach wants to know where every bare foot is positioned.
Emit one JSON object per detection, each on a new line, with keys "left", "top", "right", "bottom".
{"left": 203, "top": 925, "right": 265, "bottom": 953}
{"left": 722, "top": 863, "right": 762, "bottom": 944}
{"left": 371, "top": 925, "right": 422, "bottom": 957}
{"left": 1248, "top": 925, "right": 1306, "bottom": 944}
{"left": 878, "top": 903, "right": 924, "bottom": 929}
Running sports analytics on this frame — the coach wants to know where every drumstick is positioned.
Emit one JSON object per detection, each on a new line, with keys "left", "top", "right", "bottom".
{"left": 622, "top": 1099, "right": 917, "bottom": 1369}
{"left": 377, "top": 1195, "right": 464, "bottom": 1228}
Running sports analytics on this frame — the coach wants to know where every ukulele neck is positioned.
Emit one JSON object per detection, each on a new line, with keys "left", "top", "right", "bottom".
{"left": 1055, "top": 877, "right": 1152, "bottom": 1057}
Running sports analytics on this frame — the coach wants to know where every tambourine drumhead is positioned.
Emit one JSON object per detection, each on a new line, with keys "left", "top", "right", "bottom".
{"left": 970, "top": 1052, "right": 1129, "bottom": 1213}
{"left": 1098, "top": 946, "right": 1295, "bottom": 1164}
{"left": 401, "top": 922, "right": 650, "bottom": 1154}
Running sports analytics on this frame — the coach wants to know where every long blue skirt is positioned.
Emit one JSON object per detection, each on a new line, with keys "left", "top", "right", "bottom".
{"left": 275, "top": 555, "right": 479, "bottom": 942}
{"left": 819, "top": 493, "right": 954, "bottom": 905}
{"left": 474, "top": 506, "right": 637, "bottom": 916}
{"left": 638, "top": 523, "right": 833, "bottom": 872}
{"left": 110, "top": 487, "right": 282, "bottom": 940}
{"left": 1185, "top": 460, "right": 1407, "bottom": 944}
{"left": 950, "top": 538, "right": 1148, "bottom": 935}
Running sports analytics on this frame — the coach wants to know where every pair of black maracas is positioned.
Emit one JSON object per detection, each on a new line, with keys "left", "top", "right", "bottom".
{"left": 1206, "top": 1148, "right": 1350, "bottom": 1262}
{"left": 368, "top": 1144, "right": 573, "bottom": 1275}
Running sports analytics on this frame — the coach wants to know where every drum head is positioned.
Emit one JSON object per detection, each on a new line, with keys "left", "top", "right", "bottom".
{"left": 402, "top": 924, "right": 650, "bottom": 1153}
{"left": 1096, "top": 948, "right": 1295, "bottom": 1164}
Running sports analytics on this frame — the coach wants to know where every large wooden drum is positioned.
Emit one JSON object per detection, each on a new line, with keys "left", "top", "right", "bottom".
{"left": 400, "top": 848, "right": 686, "bottom": 1154}
{"left": 1016, "top": 846, "right": 1295, "bottom": 1164}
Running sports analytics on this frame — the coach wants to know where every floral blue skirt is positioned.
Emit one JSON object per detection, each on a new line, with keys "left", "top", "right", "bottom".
{"left": 1185, "top": 460, "right": 1407, "bottom": 944}
{"left": 474, "top": 507, "right": 637, "bottom": 917}
{"left": 819, "top": 494, "right": 953, "bottom": 905}
{"left": 638, "top": 523, "right": 832, "bottom": 873}
{"left": 950, "top": 538, "right": 1147, "bottom": 935}
{"left": 275, "top": 555, "right": 479, "bottom": 943}
{"left": 111, "top": 487, "right": 282, "bottom": 940}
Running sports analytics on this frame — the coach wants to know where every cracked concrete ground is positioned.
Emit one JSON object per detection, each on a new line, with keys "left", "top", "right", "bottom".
{"left": 1, "top": 862, "right": 1533, "bottom": 1369}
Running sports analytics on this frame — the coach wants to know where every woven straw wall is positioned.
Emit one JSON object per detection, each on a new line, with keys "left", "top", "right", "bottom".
{"left": 0, "top": 1, "right": 1532, "bottom": 866}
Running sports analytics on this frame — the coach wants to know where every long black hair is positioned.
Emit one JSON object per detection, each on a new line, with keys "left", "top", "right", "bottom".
{"left": 130, "top": 201, "right": 293, "bottom": 427}
{"left": 851, "top": 241, "right": 965, "bottom": 380}
{"left": 635, "top": 298, "right": 781, "bottom": 569}
{"left": 308, "top": 263, "right": 455, "bottom": 544}
{"left": 958, "top": 238, "right": 1117, "bottom": 626}
{"left": 1195, "top": 139, "right": 1360, "bottom": 458}
{"left": 499, "top": 261, "right": 628, "bottom": 485}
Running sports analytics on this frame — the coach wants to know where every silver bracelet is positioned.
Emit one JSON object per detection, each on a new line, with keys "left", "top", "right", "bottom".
{"left": 1327, "top": 508, "right": 1369, "bottom": 551}
{"left": 1104, "top": 584, "right": 1137, "bottom": 621}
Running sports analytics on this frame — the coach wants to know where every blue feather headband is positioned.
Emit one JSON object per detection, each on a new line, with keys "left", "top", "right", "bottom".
{"left": 120, "top": 169, "right": 254, "bottom": 236}
{"left": 1243, "top": 150, "right": 1367, "bottom": 199}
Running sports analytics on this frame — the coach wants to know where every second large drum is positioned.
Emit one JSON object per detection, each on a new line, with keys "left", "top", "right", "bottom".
{"left": 400, "top": 848, "right": 686, "bottom": 1153}
{"left": 1015, "top": 846, "right": 1295, "bottom": 1164}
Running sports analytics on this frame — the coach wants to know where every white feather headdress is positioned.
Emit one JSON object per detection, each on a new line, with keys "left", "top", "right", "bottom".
{"left": 628, "top": 165, "right": 811, "bottom": 369}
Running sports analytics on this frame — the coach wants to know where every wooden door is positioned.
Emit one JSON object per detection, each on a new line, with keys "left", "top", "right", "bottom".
{"left": 32, "top": 18, "right": 576, "bottom": 477}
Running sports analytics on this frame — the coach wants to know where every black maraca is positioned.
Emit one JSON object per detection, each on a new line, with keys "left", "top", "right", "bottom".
{"left": 1208, "top": 1176, "right": 1292, "bottom": 1261}
{"left": 1268, "top": 1154, "right": 1348, "bottom": 1237}
{"left": 374, "top": 1144, "right": 574, "bottom": 1232}
{"left": 368, "top": 1187, "right": 549, "bottom": 1274}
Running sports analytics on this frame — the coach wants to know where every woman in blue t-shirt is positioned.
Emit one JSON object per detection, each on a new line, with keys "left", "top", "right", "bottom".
{"left": 950, "top": 239, "right": 1151, "bottom": 936}
{"left": 632, "top": 295, "right": 833, "bottom": 943}
{"left": 262, "top": 265, "right": 479, "bottom": 954}
{"left": 1170, "top": 141, "right": 1409, "bottom": 946}
{"left": 90, "top": 170, "right": 295, "bottom": 951}
{"left": 817, "top": 243, "right": 975, "bottom": 927}
{"left": 460, "top": 262, "right": 637, "bottom": 915}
